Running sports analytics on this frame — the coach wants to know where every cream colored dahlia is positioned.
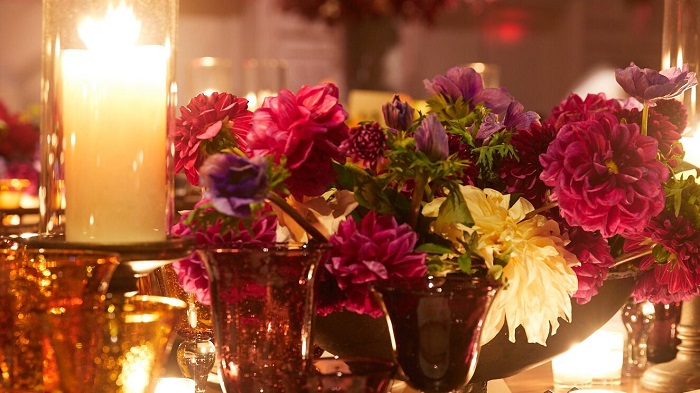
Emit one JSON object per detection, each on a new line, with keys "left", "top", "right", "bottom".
{"left": 426, "top": 185, "right": 579, "bottom": 346}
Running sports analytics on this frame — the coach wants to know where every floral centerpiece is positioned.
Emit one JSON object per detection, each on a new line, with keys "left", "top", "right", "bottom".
{"left": 171, "top": 61, "right": 699, "bottom": 347}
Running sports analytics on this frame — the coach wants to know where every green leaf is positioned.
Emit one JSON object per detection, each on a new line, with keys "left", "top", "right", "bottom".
{"left": 457, "top": 252, "right": 472, "bottom": 273}
{"left": 435, "top": 187, "right": 473, "bottom": 229}
{"left": 415, "top": 243, "right": 454, "bottom": 255}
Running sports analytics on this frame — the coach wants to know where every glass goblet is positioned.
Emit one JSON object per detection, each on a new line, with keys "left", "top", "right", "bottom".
{"left": 372, "top": 275, "right": 500, "bottom": 393}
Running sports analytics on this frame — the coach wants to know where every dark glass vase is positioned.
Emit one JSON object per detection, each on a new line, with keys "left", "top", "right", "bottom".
{"left": 372, "top": 275, "right": 500, "bottom": 393}
{"left": 199, "top": 242, "right": 330, "bottom": 393}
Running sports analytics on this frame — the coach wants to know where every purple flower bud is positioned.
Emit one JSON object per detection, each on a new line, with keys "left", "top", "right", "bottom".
{"left": 382, "top": 95, "right": 415, "bottom": 131}
{"left": 615, "top": 62, "right": 698, "bottom": 105}
{"left": 200, "top": 153, "right": 269, "bottom": 219}
{"left": 414, "top": 113, "right": 449, "bottom": 162}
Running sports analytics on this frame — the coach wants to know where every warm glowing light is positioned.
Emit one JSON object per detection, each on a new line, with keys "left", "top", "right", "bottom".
{"left": 552, "top": 329, "right": 624, "bottom": 388}
{"left": 154, "top": 378, "right": 195, "bottom": 393}
{"left": 79, "top": 2, "right": 141, "bottom": 50}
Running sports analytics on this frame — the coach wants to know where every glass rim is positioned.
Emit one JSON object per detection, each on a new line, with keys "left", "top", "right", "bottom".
{"left": 372, "top": 274, "right": 501, "bottom": 293}
{"left": 204, "top": 241, "right": 332, "bottom": 254}
{"left": 16, "top": 247, "right": 121, "bottom": 261}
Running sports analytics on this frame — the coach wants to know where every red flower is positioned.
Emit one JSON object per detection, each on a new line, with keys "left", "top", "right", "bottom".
{"left": 617, "top": 107, "right": 684, "bottom": 168}
{"left": 653, "top": 98, "right": 688, "bottom": 134}
{"left": 318, "top": 211, "right": 427, "bottom": 317}
{"left": 174, "top": 92, "right": 253, "bottom": 186}
{"left": 341, "top": 121, "right": 387, "bottom": 168}
{"left": 564, "top": 224, "right": 615, "bottom": 304}
{"left": 627, "top": 211, "right": 700, "bottom": 304}
{"left": 544, "top": 93, "right": 618, "bottom": 130}
{"left": 500, "top": 122, "right": 558, "bottom": 207}
{"left": 540, "top": 114, "right": 668, "bottom": 238}
{"left": 248, "top": 83, "right": 349, "bottom": 199}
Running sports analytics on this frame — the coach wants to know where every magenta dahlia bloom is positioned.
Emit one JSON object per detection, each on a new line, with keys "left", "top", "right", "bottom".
{"left": 174, "top": 92, "right": 253, "bottom": 186}
{"left": 171, "top": 199, "right": 278, "bottom": 305}
{"left": 318, "top": 211, "right": 428, "bottom": 317}
{"left": 627, "top": 211, "right": 700, "bottom": 304}
{"left": 500, "top": 122, "right": 558, "bottom": 207}
{"left": 615, "top": 62, "right": 698, "bottom": 105}
{"left": 540, "top": 114, "right": 669, "bottom": 238}
{"left": 340, "top": 121, "right": 387, "bottom": 168}
{"left": 564, "top": 224, "right": 615, "bottom": 304}
{"left": 545, "top": 93, "right": 618, "bottom": 130}
{"left": 248, "top": 83, "right": 349, "bottom": 199}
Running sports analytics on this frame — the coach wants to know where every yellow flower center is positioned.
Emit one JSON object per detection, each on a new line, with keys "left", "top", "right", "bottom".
{"left": 605, "top": 159, "right": 619, "bottom": 174}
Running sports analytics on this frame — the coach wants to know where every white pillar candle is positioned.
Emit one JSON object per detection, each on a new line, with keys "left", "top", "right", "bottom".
{"left": 61, "top": 5, "right": 168, "bottom": 244}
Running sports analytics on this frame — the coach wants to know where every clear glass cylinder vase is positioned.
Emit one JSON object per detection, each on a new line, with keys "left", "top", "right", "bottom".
{"left": 662, "top": 0, "right": 700, "bottom": 135}
{"left": 40, "top": 0, "right": 178, "bottom": 244}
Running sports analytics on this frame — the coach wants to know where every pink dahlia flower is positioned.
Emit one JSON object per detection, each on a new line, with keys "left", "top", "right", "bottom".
{"left": 248, "top": 83, "right": 349, "bottom": 199}
{"left": 544, "top": 93, "right": 618, "bottom": 130}
{"left": 540, "top": 114, "right": 669, "bottom": 238}
{"left": 170, "top": 199, "right": 278, "bottom": 305}
{"left": 340, "top": 121, "right": 387, "bottom": 169}
{"left": 318, "top": 211, "right": 427, "bottom": 317}
{"left": 627, "top": 211, "right": 700, "bottom": 304}
{"left": 174, "top": 92, "right": 253, "bottom": 186}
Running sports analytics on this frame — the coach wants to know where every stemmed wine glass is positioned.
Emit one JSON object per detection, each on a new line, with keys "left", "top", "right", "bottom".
{"left": 153, "top": 264, "right": 215, "bottom": 393}
{"left": 371, "top": 275, "right": 500, "bottom": 393}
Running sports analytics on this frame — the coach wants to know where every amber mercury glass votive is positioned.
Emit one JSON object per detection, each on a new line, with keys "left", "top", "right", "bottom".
{"left": 0, "top": 247, "right": 119, "bottom": 392}
{"left": 80, "top": 295, "right": 186, "bottom": 393}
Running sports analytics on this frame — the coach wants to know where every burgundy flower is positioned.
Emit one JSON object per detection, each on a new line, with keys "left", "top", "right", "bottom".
{"left": 653, "top": 98, "right": 688, "bottom": 135}
{"left": 382, "top": 95, "right": 414, "bottom": 131}
{"left": 414, "top": 113, "right": 449, "bottom": 162}
{"left": 564, "top": 224, "right": 615, "bottom": 304}
{"left": 318, "top": 211, "right": 427, "bottom": 317}
{"left": 617, "top": 107, "right": 684, "bottom": 168}
{"left": 341, "top": 121, "right": 387, "bottom": 168}
{"left": 627, "top": 211, "right": 700, "bottom": 303}
{"left": 615, "top": 62, "right": 698, "bottom": 105}
{"left": 0, "top": 100, "right": 39, "bottom": 163}
{"left": 200, "top": 154, "right": 269, "bottom": 219}
{"left": 544, "top": 93, "right": 618, "bottom": 130}
{"left": 248, "top": 83, "right": 349, "bottom": 199}
{"left": 171, "top": 200, "right": 278, "bottom": 305}
{"left": 174, "top": 92, "right": 253, "bottom": 186}
{"left": 540, "top": 114, "right": 669, "bottom": 238}
{"left": 500, "top": 122, "right": 558, "bottom": 207}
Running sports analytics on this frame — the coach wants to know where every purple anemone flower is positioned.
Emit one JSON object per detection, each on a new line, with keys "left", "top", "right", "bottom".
{"left": 200, "top": 153, "right": 269, "bottom": 219}
{"left": 423, "top": 66, "right": 514, "bottom": 114}
{"left": 415, "top": 113, "right": 449, "bottom": 162}
{"left": 382, "top": 95, "right": 415, "bottom": 131}
{"left": 615, "top": 62, "right": 698, "bottom": 105}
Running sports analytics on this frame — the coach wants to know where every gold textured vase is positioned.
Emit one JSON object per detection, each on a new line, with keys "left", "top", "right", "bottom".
{"left": 0, "top": 246, "right": 120, "bottom": 392}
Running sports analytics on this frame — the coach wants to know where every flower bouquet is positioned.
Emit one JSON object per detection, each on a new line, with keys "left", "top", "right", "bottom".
{"left": 170, "top": 61, "right": 699, "bottom": 379}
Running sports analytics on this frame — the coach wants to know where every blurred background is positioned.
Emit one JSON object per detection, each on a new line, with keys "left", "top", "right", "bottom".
{"left": 0, "top": 0, "right": 662, "bottom": 116}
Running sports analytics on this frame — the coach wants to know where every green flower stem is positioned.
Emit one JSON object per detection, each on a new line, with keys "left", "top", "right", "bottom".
{"left": 641, "top": 103, "right": 649, "bottom": 136}
{"left": 612, "top": 248, "right": 653, "bottom": 268}
{"left": 524, "top": 201, "right": 558, "bottom": 220}
{"left": 409, "top": 173, "right": 428, "bottom": 230}
{"left": 267, "top": 192, "right": 329, "bottom": 243}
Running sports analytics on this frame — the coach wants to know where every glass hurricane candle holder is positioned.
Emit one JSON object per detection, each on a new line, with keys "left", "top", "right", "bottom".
{"left": 40, "top": 0, "right": 178, "bottom": 244}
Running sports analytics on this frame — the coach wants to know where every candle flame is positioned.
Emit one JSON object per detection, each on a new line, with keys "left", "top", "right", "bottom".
{"left": 79, "top": 2, "right": 141, "bottom": 50}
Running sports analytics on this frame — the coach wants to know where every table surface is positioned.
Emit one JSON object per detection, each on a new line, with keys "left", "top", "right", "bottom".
{"left": 503, "top": 361, "right": 655, "bottom": 393}
{"left": 202, "top": 361, "right": 657, "bottom": 393}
